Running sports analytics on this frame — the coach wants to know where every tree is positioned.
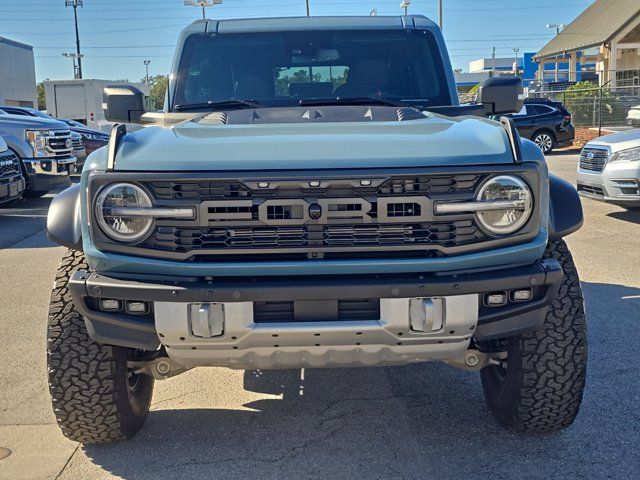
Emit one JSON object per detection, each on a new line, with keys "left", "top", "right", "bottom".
{"left": 37, "top": 81, "right": 46, "bottom": 110}
{"left": 143, "top": 75, "right": 169, "bottom": 111}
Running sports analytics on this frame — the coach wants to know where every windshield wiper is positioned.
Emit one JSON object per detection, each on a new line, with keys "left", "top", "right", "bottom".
{"left": 174, "top": 99, "right": 261, "bottom": 111}
{"left": 299, "top": 97, "right": 409, "bottom": 108}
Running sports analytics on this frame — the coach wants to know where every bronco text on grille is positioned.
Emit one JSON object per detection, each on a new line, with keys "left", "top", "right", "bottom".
{"left": 90, "top": 168, "right": 540, "bottom": 262}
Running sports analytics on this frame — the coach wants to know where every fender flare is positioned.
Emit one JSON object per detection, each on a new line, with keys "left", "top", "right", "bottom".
{"left": 47, "top": 183, "right": 83, "bottom": 251}
{"left": 548, "top": 174, "right": 583, "bottom": 239}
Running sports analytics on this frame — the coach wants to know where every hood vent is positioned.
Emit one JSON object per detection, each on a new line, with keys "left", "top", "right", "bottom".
{"left": 199, "top": 105, "right": 425, "bottom": 125}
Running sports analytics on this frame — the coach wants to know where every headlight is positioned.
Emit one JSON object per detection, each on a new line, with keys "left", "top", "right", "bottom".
{"left": 475, "top": 175, "right": 533, "bottom": 235}
{"left": 95, "top": 183, "right": 153, "bottom": 242}
{"left": 26, "top": 130, "right": 51, "bottom": 158}
{"left": 82, "top": 132, "right": 108, "bottom": 141}
{"left": 611, "top": 147, "right": 640, "bottom": 162}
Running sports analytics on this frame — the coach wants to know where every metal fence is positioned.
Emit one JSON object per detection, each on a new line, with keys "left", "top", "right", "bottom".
{"left": 529, "top": 85, "right": 640, "bottom": 129}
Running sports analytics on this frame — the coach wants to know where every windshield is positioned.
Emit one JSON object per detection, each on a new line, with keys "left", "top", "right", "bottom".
{"left": 173, "top": 29, "right": 451, "bottom": 110}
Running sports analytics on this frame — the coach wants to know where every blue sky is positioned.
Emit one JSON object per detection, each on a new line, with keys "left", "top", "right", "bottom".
{"left": 0, "top": 0, "right": 593, "bottom": 82}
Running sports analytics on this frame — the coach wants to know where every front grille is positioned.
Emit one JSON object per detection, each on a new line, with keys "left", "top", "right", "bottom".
{"left": 72, "top": 137, "right": 84, "bottom": 149}
{"left": 145, "top": 174, "right": 483, "bottom": 201}
{"left": 92, "top": 168, "right": 539, "bottom": 262}
{"left": 147, "top": 221, "right": 483, "bottom": 255}
{"left": 46, "top": 131, "right": 73, "bottom": 157}
{"left": 577, "top": 184, "right": 604, "bottom": 196}
{"left": 0, "top": 152, "right": 20, "bottom": 177}
{"left": 580, "top": 148, "right": 608, "bottom": 172}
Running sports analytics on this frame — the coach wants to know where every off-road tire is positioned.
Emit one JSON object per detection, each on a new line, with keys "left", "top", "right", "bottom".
{"left": 480, "top": 239, "right": 587, "bottom": 433}
{"left": 47, "top": 249, "right": 154, "bottom": 444}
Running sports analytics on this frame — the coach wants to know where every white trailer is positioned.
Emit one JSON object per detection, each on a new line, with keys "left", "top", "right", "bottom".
{"left": 44, "top": 79, "right": 150, "bottom": 131}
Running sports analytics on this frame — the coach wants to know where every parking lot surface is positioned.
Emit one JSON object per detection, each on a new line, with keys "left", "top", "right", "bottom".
{"left": 0, "top": 153, "right": 638, "bottom": 479}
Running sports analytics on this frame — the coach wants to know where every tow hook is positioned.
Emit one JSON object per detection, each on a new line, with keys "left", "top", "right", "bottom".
{"left": 128, "top": 357, "right": 191, "bottom": 380}
{"left": 445, "top": 349, "right": 507, "bottom": 372}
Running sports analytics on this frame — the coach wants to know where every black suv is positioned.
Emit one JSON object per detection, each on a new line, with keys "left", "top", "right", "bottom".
{"left": 507, "top": 98, "right": 575, "bottom": 154}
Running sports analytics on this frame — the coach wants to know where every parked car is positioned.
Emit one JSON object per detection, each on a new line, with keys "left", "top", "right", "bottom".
{"left": 0, "top": 109, "right": 76, "bottom": 197}
{"left": 59, "top": 119, "right": 110, "bottom": 155}
{"left": 0, "top": 105, "right": 109, "bottom": 160}
{"left": 577, "top": 128, "right": 640, "bottom": 209}
{"left": 0, "top": 134, "right": 25, "bottom": 205}
{"left": 626, "top": 105, "right": 640, "bottom": 126}
{"left": 46, "top": 15, "right": 586, "bottom": 444}
{"left": 506, "top": 98, "right": 575, "bottom": 154}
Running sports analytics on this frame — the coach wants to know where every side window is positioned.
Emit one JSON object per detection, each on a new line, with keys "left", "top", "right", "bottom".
{"left": 525, "top": 105, "right": 541, "bottom": 116}
{"left": 511, "top": 106, "right": 528, "bottom": 117}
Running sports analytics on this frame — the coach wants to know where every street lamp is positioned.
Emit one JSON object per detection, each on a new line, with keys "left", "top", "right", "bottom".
{"left": 143, "top": 60, "right": 151, "bottom": 85}
{"left": 64, "top": 0, "right": 83, "bottom": 79}
{"left": 184, "top": 0, "right": 222, "bottom": 20}
{"left": 62, "top": 53, "right": 84, "bottom": 79}
{"left": 513, "top": 48, "right": 520, "bottom": 76}
{"left": 546, "top": 24, "right": 566, "bottom": 82}
{"left": 400, "top": 0, "right": 411, "bottom": 15}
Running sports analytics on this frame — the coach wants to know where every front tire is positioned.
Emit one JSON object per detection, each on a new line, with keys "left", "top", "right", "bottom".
{"left": 480, "top": 239, "right": 587, "bottom": 433}
{"left": 47, "top": 250, "right": 154, "bottom": 444}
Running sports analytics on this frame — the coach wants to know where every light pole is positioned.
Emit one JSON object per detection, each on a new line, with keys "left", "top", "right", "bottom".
{"left": 184, "top": 0, "right": 222, "bottom": 20}
{"left": 143, "top": 60, "right": 151, "bottom": 85}
{"left": 62, "top": 53, "right": 84, "bottom": 79}
{"left": 306, "top": 0, "right": 310, "bottom": 17}
{"left": 438, "top": 0, "right": 443, "bottom": 29}
{"left": 513, "top": 48, "right": 520, "bottom": 77}
{"left": 546, "top": 24, "right": 566, "bottom": 83}
{"left": 64, "top": 0, "right": 83, "bottom": 79}
{"left": 400, "top": 0, "right": 411, "bottom": 15}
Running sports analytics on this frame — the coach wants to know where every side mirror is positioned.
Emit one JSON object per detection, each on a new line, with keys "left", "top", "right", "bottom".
{"left": 103, "top": 85, "right": 146, "bottom": 123}
{"left": 478, "top": 77, "right": 524, "bottom": 115}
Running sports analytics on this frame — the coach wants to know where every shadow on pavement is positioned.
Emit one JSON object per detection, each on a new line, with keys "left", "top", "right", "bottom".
{"left": 81, "top": 281, "right": 640, "bottom": 480}
{"left": 607, "top": 208, "right": 640, "bottom": 224}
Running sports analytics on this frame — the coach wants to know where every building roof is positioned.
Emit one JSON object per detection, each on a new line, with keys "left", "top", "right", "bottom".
{"left": 0, "top": 36, "right": 34, "bottom": 51}
{"left": 535, "top": 0, "right": 640, "bottom": 59}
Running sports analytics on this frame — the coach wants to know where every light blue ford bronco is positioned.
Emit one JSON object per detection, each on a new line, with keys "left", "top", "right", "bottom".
{"left": 46, "top": 15, "right": 587, "bottom": 444}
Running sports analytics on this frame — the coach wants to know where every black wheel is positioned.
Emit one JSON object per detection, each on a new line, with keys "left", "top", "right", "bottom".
{"left": 532, "top": 130, "right": 556, "bottom": 154}
{"left": 47, "top": 249, "right": 154, "bottom": 444}
{"left": 480, "top": 239, "right": 587, "bottom": 433}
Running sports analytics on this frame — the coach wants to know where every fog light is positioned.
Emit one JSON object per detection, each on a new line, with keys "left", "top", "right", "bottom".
{"left": 512, "top": 289, "right": 533, "bottom": 302}
{"left": 257, "top": 182, "right": 270, "bottom": 188}
{"left": 126, "top": 301, "right": 149, "bottom": 315}
{"left": 100, "top": 299, "right": 121, "bottom": 311}
{"left": 485, "top": 292, "right": 507, "bottom": 306}
{"left": 308, "top": 181, "right": 321, "bottom": 187}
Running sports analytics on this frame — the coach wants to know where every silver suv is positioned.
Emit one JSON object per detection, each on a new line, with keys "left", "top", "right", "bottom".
{"left": 577, "top": 129, "right": 640, "bottom": 208}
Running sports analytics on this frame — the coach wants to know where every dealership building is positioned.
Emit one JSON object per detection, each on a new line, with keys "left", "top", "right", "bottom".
{"left": 0, "top": 36, "right": 37, "bottom": 107}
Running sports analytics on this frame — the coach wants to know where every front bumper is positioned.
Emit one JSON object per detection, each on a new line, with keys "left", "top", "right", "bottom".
{"left": 0, "top": 175, "right": 25, "bottom": 204}
{"left": 23, "top": 157, "right": 76, "bottom": 192}
{"left": 69, "top": 259, "right": 562, "bottom": 368}
{"left": 577, "top": 162, "right": 640, "bottom": 207}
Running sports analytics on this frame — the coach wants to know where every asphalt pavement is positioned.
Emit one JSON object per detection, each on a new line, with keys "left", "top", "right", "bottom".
{"left": 0, "top": 154, "right": 638, "bottom": 479}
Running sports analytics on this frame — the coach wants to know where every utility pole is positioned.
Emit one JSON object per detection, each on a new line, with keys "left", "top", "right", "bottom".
{"left": 306, "top": 0, "right": 310, "bottom": 17}
{"left": 144, "top": 60, "right": 151, "bottom": 85}
{"left": 492, "top": 46, "right": 496, "bottom": 77}
{"left": 513, "top": 48, "right": 520, "bottom": 77}
{"left": 438, "top": 0, "right": 443, "bottom": 29}
{"left": 546, "top": 24, "right": 565, "bottom": 83}
{"left": 64, "top": 0, "right": 83, "bottom": 79}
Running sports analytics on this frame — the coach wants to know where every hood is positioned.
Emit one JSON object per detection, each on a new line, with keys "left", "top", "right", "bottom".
{"left": 112, "top": 115, "right": 515, "bottom": 171}
{"left": 587, "top": 129, "right": 640, "bottom": 153}
{"left": 0, "top": 113, "right": 69, "bottom": 131}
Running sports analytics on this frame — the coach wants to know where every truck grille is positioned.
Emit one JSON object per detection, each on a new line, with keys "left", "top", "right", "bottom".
{"left": 0, "top": 152, "right": 20, "bottom": 177}
{"left": 71, "top": 137, "right": 84, "bottom": 150}
{"left": 92, "top": 169, "right": 540, "bottom": 262}
{"left": 579, "top": 148, "right": 608, "bottom": 172}
{"left": 46, "top": 131, "right": 73, "bottom": 157}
